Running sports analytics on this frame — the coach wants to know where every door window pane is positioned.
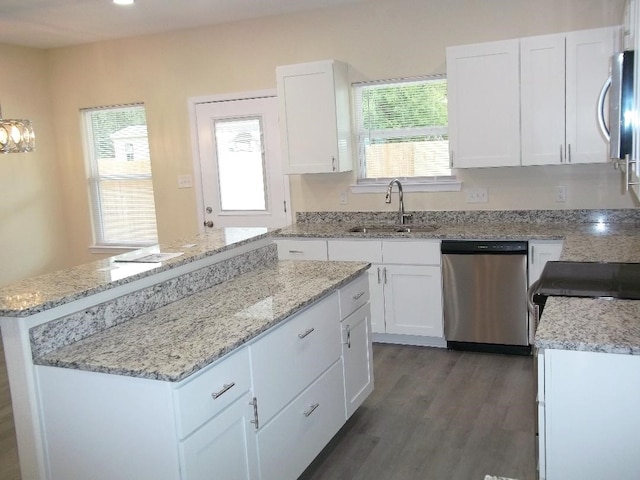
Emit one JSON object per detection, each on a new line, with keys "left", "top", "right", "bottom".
{"left": 214, "top": 117, "right": 267, "bottom": 211}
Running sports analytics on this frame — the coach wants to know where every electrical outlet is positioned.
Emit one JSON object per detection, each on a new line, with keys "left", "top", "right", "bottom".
{"left": 177, "top": 174, "right": 193, "bottom": 188}
{"left": 339, "top": 190, "right": 348, "bottom": 205}
{"left": 466, "top": 187, "right": 488, "bottom": 203}
{"left": 556, "top": 185, "right": 567, "bottom": 202}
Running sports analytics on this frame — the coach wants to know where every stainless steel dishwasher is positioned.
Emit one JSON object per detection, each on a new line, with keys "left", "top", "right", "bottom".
{"left": 441, "top": 240, "right": 530, "bottom": 355}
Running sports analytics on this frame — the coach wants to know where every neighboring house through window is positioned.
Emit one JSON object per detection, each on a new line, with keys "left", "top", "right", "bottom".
{"left": 353, "top": 75, "right": 456, "bottom": 189}
{"left": 82, "top": 104, "right": 158, "bottom": 247}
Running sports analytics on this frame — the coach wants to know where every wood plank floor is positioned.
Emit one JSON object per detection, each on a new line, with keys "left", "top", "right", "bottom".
{"left": 301, "top": 344, "right": 536, "bottom": 480}
{"left": 0, "top": 340, "right": 534, "bottom": 480}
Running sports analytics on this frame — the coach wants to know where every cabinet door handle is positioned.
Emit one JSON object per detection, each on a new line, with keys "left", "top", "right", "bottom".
{"left": 377, "top": 267, "right": 381, "bottom": 284}
{"left": 352, "top": 291, "right": 365, "bottom": 300}
{"left": 559, "top": 144, "right": 564, "bottom": 163}
{"left": 530, "top": 245, "right": 534, "bottom": 263}
{"left": 303, "top": 403, "right": 320, "bottom": 417}
{"left": 298, "top": 327, "right": 315, "bottom": 339}
{"left": 383, "top": 267, "right": 388, "bottom": 284}
{"left": 211, "top": 382, "right": 235, "bottom": 399}
{"left": 449, "top": 150, "right": 454, "bottom": 169}
{"left": 249, "top": 397, "right": 259, "bottom": 430}
{"left": 567, "top": 144, "right": 572, "bottom": 163}
{"left": 332, "top": 156, "right": 337, "bottom": 172}
{"left": 344, "top": 324, "right": 351, "bottom": 348}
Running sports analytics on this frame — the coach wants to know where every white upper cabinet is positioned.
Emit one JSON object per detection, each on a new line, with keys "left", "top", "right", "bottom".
{"left": 521, "top": 33, "right": 566, "bottom": 166}
{"left": 276, "top": 60, "right": 353, "bottom": 174}
{"left": 565, "top": 27, "right": 619, "bottom": 164}
{"left": 446, "top": 39, "right": 521, "bottom": 168}
{"left": 521, "top": 27, "right": 619, "bottom": 166}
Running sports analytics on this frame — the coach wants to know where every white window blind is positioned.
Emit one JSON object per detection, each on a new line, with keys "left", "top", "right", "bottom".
{"left": 82, "top": 104, "right": 158, "bottom": 247}
{"left": 353, "top": 76, "right": 452, "bottom": 182}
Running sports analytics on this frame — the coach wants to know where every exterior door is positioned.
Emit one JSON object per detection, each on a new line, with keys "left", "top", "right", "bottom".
{"left": 194, "top": 95, "right": 291, "bottom": 229}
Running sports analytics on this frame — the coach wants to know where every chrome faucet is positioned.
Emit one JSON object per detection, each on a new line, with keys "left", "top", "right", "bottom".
{"left": 385, "top": 178, "right": 411, "bottom": 225}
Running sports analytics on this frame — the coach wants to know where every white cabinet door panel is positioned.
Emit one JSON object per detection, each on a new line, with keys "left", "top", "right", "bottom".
{"left": 383, "top": 265, "right": 443, "bottom": 337}
{"left": 528, "top": 240, "right": 563, "bottom": 285}
{"left": 447, "top": 39, "right": 521, "bottom": 168}
{"left": 257, "top": 361, "right": 346, "bottom": 480}
{"left": 565, "top": 27, "right": 618, "bottom": 164}
{"left": 544, "top": 349, "right": 640, "bottom": 479}
{"left": 341, "top": 304, "right": 374, "bottom": 418}
{"left": 180, "top": 391, "right": 258, "bottom": 480}
{"left": 521, "top": 33, "right": 566, "bottom": 166}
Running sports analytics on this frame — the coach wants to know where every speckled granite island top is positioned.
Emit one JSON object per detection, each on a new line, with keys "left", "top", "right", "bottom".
{"left": 0, "top": 227, "right": 270, "bottom": 317}
{"left": 35, "top": 260, "right": 369, "bottom": 382}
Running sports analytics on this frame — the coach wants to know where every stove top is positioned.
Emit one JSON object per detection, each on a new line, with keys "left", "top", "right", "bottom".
{"left": 535, "top": 261, "right": 640, "bottom": 300}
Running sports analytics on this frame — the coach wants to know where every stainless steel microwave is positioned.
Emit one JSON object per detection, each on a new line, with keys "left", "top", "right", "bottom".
{"left": 598, "top": 50, "right": 635, "bottom": 159}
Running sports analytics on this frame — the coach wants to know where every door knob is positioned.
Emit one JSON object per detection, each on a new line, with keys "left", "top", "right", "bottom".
{"left": 204, "top": 220, "right": 214, "bottom": 228}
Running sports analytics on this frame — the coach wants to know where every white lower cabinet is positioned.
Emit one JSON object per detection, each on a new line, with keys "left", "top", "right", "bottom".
{"left": 383, "top": 264, "right": 443, "bottom": 337}
{"left": 540, "top": 348, "right": 640, "bottom": 479}
{"left": 179, "top": 391, "right": 259, "bottom": 480}
{"left": 341, "top": 303, "right": 374, "bottom": 418}
{"left": 328, "top": 239, "right": 443, "bottom": 339}
{"left": 35, "top": 274, "right": 372, "bottom": 480}
{"left": 528, "top": 240, "right": 563, "bottom": 285}
{"left": 257, "top": 361, "right": 346, "bottom": 480}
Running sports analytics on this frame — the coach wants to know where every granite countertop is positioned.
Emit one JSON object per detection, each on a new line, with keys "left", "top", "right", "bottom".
{"left": 35, "top": 260, "right": 370, "bottom": 382}
{"left": 274, "top": 217, "right": 640, "bottom": 356}
{"left": 0, "top": 227, "right": 270, "bottom": 317}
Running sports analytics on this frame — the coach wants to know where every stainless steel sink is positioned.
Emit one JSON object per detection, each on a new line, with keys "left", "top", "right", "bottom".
{"left": 347, "top": 225, "right": 439, "bottom": 234}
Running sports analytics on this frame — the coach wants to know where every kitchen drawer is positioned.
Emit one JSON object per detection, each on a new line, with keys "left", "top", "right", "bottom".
{"left": 276, "top": 239, "right": 328, "bottom": 260}
{"left": 257, "top": 360, "right": 346, "bottom": 480}
{"left": 327, "top": 239, "right": 382, "bottom": 263}
{"left": 250, "top": 292, "right": 341, "bottom": 424}
{"left": 174, "top": 348, "right": 251, "bottom": 439}
{"left": 338, "top": 273, "right": 369, "bottom": 320}
{"left": 382, "top": 239, "right": 441, "bottom": 265}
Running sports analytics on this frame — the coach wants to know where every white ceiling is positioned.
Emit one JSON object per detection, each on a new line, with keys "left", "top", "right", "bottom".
{"left": 0, "top": 0, "right": 361, "bottom": 49}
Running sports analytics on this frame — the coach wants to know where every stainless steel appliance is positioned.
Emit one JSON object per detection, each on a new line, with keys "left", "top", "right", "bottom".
{"left": 598, "top": 50, "right": 635, "bottom": 159}
{"left": 441, "top": 240, "right": 529, "bottom": 355}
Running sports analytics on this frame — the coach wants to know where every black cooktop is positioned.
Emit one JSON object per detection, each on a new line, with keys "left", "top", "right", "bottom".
{"left": 535, "top": 261, "right": 640, "bottom": 300}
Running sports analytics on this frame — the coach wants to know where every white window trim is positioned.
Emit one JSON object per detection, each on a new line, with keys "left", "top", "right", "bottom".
{"left": 350, "top": 178, "right": 461, "bottom": 194}
{"left": 81, "top": 103, "right": 158, "bottom": 251}
{"left": 353, "top": 74, "right": 456, "bottom": 191}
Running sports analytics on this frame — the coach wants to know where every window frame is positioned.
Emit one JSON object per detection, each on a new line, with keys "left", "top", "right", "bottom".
{"left": 351, "top": 75, "right": 460, "bottom": 194}
{"left": 81, "top": 103, "right": 159, "bottom": 250}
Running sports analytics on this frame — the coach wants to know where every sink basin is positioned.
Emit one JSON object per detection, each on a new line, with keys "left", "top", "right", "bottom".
{"left": 348, "top": 225, "right": 439, "bottom": 234}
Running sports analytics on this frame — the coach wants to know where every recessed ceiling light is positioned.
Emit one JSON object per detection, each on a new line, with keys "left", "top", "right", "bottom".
{"left": 113, "top": 0, "right": 135, "bottom": 5}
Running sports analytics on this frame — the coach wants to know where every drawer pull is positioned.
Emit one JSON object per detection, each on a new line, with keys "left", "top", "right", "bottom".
{"left": 288, "top": 250, "right": 304, "bottom": 254}
{"left": 303, "top": 403, "right": 320, "bottom": 417}
{"left": 352, "top": 291, "right": 365, "bottom": 300}
{"left": 211, "top": 382, "right": 235, "bottom": 400}
{"left": 298, "top": 327, "right": 315, "bottom": 339}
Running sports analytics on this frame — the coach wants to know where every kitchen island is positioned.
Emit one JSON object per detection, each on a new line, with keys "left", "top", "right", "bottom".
{"left": 0, "top": 228, "right": 372, "bottom": 480}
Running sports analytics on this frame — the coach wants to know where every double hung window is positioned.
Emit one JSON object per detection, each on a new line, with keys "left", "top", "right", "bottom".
{"left": 353, "top": 76, "right": 454, "bottom": 185}
{"left": 82, "top": 104, "right": 158, "bottom": 247}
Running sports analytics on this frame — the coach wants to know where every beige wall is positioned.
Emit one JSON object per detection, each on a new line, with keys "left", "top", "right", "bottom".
{"left": 0, "top": 0, "right": 632, "bottom": 281}
{"left": 0, "top": 44, "right": 68, "bottom": 286}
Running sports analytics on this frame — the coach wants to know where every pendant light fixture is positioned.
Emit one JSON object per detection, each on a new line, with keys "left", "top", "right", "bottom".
{"left": 0, "top": 105, "right": 35, "bottom": 154}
